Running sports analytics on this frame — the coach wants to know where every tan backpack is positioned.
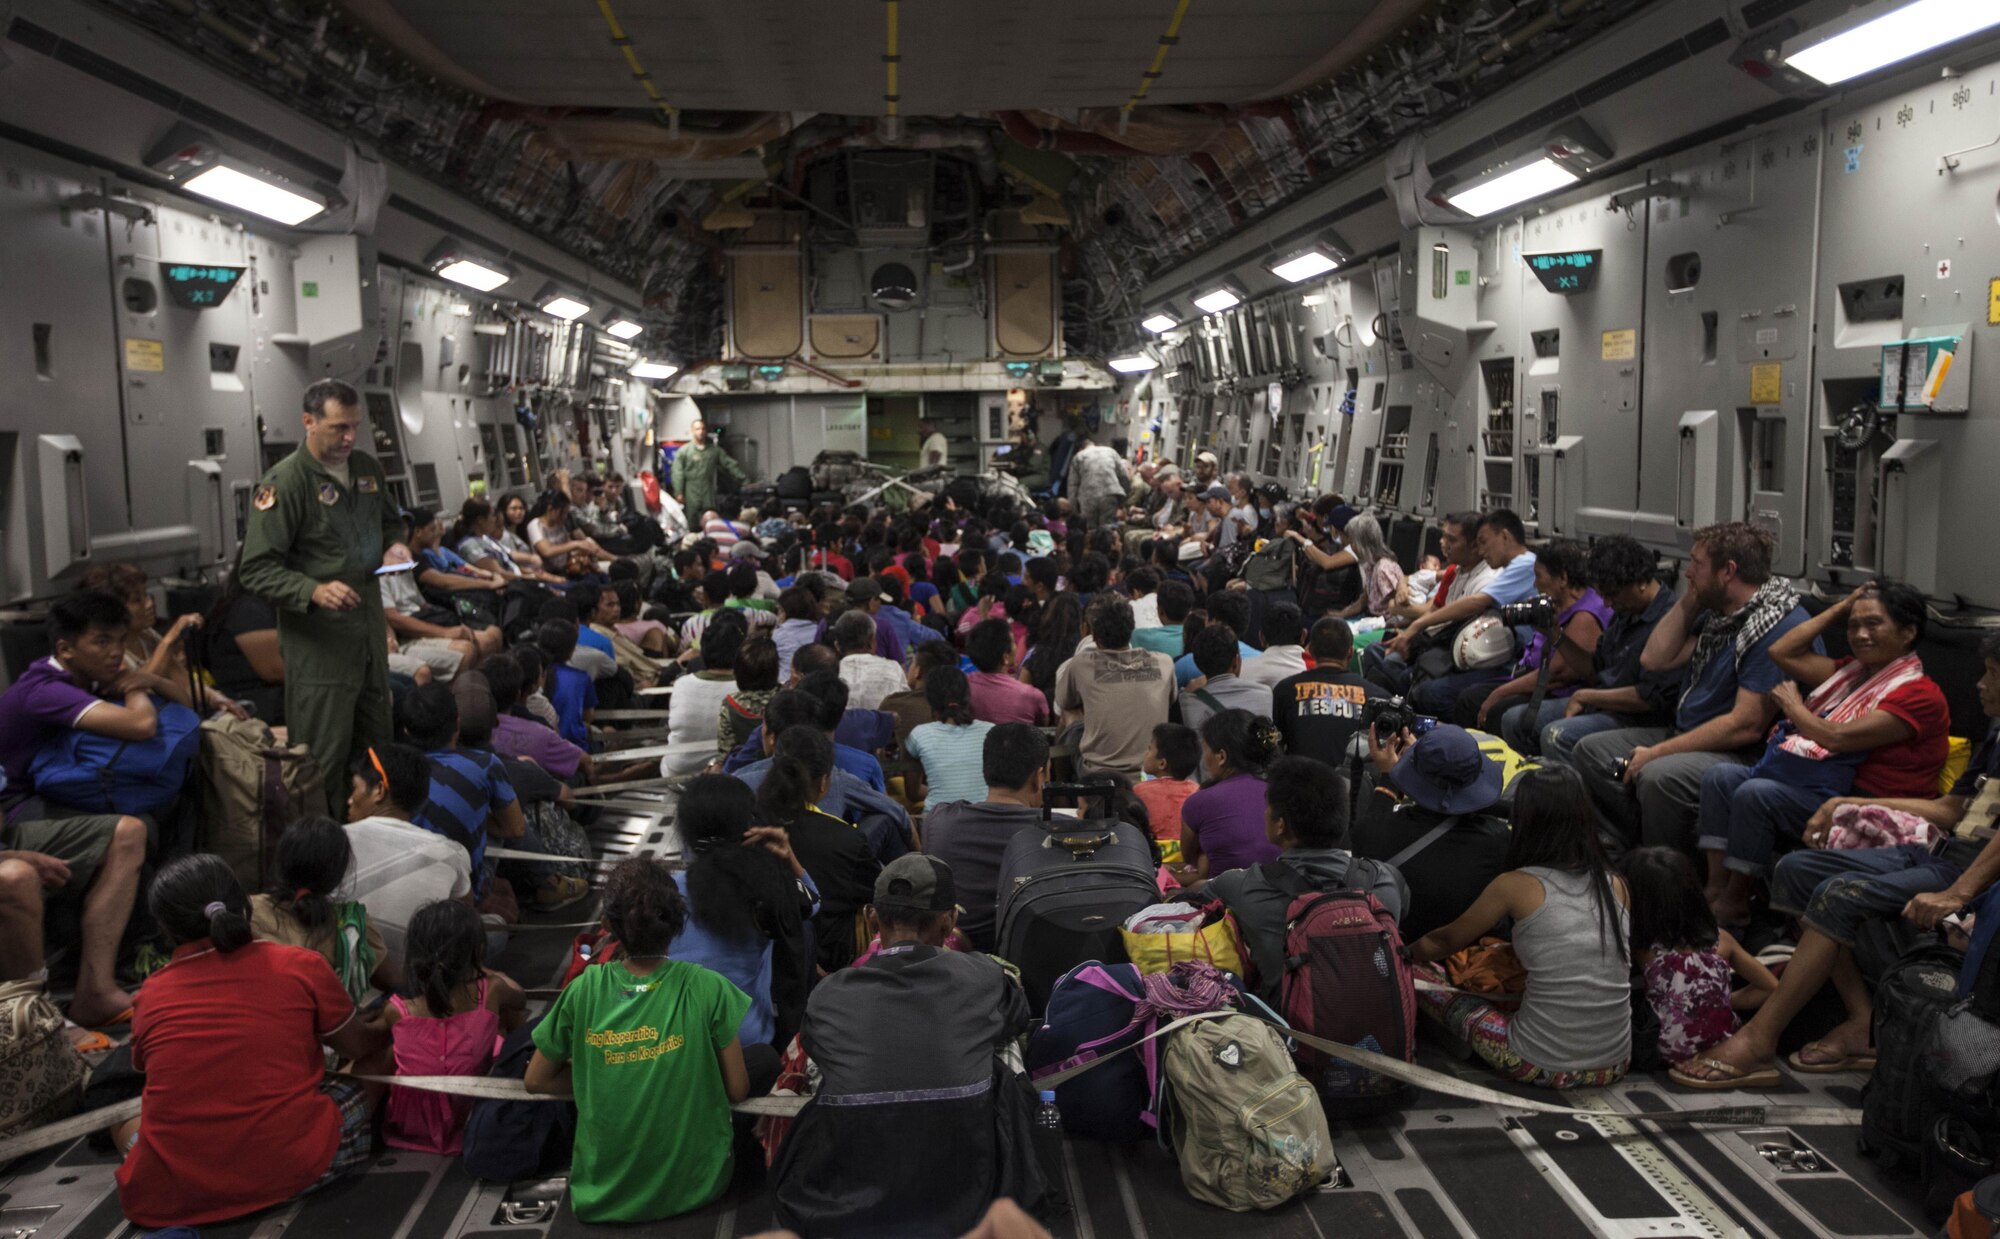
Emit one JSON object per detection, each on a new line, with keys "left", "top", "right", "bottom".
{"left": 194, "top": 714, "right": 329, "bottom": 889}
{"left": 1158, "top": 1013, "right": 1335, "bottom": 1211}
{"left": 0, "top": 979, "right": 89, "bottom": 1136}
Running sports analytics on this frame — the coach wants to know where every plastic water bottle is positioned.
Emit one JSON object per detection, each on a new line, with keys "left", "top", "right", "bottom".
{"left": 1031, "top": 1089, "right": 1065, "bottom": 1187}
{"left": 1035, "top": 1090, "right": 1062, "bottom": 1131}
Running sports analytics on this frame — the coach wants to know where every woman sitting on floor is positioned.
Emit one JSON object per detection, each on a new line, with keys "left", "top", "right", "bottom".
{"left": 114, "top": 855, "right": 389, "bottom": 1229}
{"left": 1406, "top": 766, "right": 1632, "bottom": 1089}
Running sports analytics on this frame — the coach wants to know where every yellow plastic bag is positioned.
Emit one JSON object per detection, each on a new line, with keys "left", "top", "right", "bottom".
{"left": 1120, "top": 912, "right": 1245, "bottom": 978}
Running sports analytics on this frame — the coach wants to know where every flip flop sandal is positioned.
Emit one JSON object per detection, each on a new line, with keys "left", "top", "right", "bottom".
{"left": 1668, "top": 1056, "right": 1784, "bottom": 1091}
{"left": 1787, "top": 1047, "right": 1876, "bottom": 1074}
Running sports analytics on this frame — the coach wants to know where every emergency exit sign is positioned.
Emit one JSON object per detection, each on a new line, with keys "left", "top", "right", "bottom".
{"left": 1524, "top": 249, "right": 1602, "bottom": 294}
{"left": 162, "top": 263, "right": 245, "bottom": 309}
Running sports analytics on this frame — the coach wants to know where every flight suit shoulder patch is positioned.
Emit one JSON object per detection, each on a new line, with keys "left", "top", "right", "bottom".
{"left": 316, "top": 482, "right": 340, "bottom": 506}
{"left": 252, "top": 485, "right": 276, "bottom": 512}
{"left": 356, "top": 475, "right": 378, "bottom": 494}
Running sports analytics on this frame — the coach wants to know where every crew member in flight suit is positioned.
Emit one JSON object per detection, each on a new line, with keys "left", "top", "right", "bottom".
{"left": 238, "top": 378, "right": 412, "bottom": 808}
{"left": 669, "top": 414, "right": 748, "bottom": 523}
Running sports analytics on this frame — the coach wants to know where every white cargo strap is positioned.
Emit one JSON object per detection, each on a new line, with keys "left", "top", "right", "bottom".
{"left": 482, "top": 847, "right": 643, "bottom": 867}
{"left": 1031, "top": 1009, "right": 1862, "bottom": 1128}
{"left": 0, "top": 1098, "right": 139, "bottom": 1164}
{"left": 0, "top": 1082, "right": 809, "bottom": 1165}
{"left": 351, "top": 1075, "right": 807, "bottom": 1117}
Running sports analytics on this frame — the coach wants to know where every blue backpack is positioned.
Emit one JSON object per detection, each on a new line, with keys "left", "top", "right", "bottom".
{"left": 1024, "top": 961, "right": 1155, "bottom": 1142}
{"left": 28, "top": 698, "right": 201, "bottom": 816}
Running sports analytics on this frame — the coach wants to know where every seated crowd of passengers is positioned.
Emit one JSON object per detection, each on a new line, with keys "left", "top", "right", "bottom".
{"left": 5, "top": 443, "right": 1996, "bottom": 1235}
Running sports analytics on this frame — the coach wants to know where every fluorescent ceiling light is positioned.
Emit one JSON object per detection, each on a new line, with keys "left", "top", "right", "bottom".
{"left": 1192, "top": 285, "right": 1243, "bottom": 314}
{"left": 1267, "top": 248, "right": 1340, "bottom": 283}
{"left": 629, "top": 360, "right": 678, "bottom": 379}
{"left": 435, "top": 258, "right": 511, "bottom": 292}
{"left": 181, "top": 164, "right": 324, "bottom": 226}
{"left": 1108, "top": 353, "right": 1159, "bottom": 374}
{"left": 1782, "top": 0, "right": 2000, "bottom": 84}
{"left": 605, "top": 318, "right": 645, "bottom": 340}
{"left": 1141, "top": 313, "right": 1179, "bottom": 334}
{"left": 1445, "top": 157, "right": 1581, "bottom": 218}
{"left": 541, "top": 295, "right": 592, "bottom": 321}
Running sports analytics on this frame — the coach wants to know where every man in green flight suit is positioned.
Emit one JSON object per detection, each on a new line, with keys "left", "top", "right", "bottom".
{"left": 669, "top": 415, "right": 747, "bottom": 524}
{"left": 238, "top": 379, "right": 413, "bottom": 808}
{"left": 995, "top": 421, "right": 1049, "bottom": 494}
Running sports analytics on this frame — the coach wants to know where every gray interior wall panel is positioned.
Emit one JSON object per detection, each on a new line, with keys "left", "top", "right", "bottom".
{"left": 1813, "top": 68, "right": 2000, "bottom": 608}
{"left": 0, "top": 143, "right": 126, "bottom": 583}
{"left": 106, "top": 202, "right": 255, "bottom": 564}
{"left": 1643, "top": 124, "right": 1825, "bottom": 572}
{"left": 1513, "top": 197, "right": 1649, "bottom": 537}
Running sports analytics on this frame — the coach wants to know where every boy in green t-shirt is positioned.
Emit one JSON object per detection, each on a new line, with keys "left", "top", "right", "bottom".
{"left": 526, "top": 858, "right": 751, "bottom": 1222}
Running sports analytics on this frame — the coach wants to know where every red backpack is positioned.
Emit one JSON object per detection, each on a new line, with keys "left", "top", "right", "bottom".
{"left": 1262, "top": 862, "right": 1416, "bottom": 1116}
{"left": 561, "top": 927, "right": 621, "bottom": 989}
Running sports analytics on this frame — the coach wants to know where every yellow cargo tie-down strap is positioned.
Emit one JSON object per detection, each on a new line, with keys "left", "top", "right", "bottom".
{"left": 0, "top": 1011, "right": 1860, "bottom": 1166}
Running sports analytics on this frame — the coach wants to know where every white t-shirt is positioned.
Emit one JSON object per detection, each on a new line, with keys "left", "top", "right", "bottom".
{"left": 662, "top": 672, "right": 737, "bottom": 776}
{"left": 339, "top": 816, "right": 473, "bottom": 971}
{"left": 922, "top": 432, "right": 950, "bottom": 469}
{"left": 839, "top": 653, "right": 909, "bottom": 712}
{"left": 526, "top": 517, "right": 564, "bottom": 550}
{"left": 1447, "top": 560, "right": 1497, "bottom": 605}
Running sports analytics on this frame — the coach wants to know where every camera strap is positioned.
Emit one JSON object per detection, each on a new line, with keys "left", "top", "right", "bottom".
{"left": 1387, "top": 815, "right": 1460, "bottom": 869}
{"left": 1523, "top": 615, "right": 1563, "bottom": 724}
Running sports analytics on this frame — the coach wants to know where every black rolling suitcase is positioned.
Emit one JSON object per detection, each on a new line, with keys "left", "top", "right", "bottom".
{"left": 994, "top": 782, "right": 1160, "bottom": 1012}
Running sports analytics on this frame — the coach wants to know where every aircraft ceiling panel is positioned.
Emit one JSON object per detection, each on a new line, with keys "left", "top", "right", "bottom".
{"left": 352, "top": 0, "right": 1360, "bottom": 113}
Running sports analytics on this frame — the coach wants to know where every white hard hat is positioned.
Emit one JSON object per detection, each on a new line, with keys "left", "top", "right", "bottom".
{"left": 1453, "top": 613, "right": 1517, "bottom": 671}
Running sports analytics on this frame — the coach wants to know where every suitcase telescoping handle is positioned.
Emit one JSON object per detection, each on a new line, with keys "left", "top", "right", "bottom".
{"left": 1042, "top": 779, "right": 1118, "bottom": 822}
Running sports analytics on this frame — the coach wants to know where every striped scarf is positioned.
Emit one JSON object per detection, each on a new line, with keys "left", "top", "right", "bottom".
{"left": 1775, "top": 652, "right": 1927, "bottom": 762}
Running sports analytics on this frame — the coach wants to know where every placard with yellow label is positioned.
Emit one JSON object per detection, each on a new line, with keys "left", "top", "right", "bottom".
{"left": 123, "top": 338, "right": 164, "bottom": 373}
{"left": 1601, "top": 329, "right": 1636, "bottom": 361}
{"left": 1750, "top": 362, "right": 1783, "bottom": 405}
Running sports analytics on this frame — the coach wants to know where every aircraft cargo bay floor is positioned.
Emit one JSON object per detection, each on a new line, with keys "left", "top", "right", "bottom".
{"left": 1, "top": 809, "right": 1937, "bottom": 1239}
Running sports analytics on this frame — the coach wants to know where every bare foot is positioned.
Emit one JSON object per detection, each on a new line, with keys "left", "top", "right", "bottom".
{"left": 1672, "top": 1028, "right": 1773, "bottom": 1083}
{"left": 68, "top": 984, "right": 135, "bottom": 1028}
{"left": 1708, "top": 893, "right": 1751, "bottom": 929}
{"left": 1793, "top": 1018, "right": 1872, "bottom": 1067}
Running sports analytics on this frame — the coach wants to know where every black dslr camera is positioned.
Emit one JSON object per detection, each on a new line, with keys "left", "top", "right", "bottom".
{"left": 1361, "top": 695, "right": 1438, "bottom": 739}
{"left": 1498, "top": 593, "right": 1558, "bottom": 628}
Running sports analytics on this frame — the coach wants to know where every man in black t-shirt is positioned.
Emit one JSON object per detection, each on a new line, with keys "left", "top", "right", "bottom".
{"left": 1271, "top": 617, "right": 1388, "bottom": 767}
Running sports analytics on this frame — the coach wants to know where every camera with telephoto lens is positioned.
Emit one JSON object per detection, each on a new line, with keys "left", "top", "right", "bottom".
{"left": 1361, "top": 695, "right": 1439, "bottom": 740}
{"left": 1498, "top": 594, "right": 1558, "bottom": 628}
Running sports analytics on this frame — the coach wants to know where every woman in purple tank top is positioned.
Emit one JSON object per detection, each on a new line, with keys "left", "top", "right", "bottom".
{"left": 1470, "top": 540, "right": 1612, "bottom": 731}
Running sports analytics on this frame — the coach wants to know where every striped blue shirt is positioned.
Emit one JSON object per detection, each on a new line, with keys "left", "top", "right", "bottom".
{"left": 414, "top": 748, "right": 518, "bottom": 891}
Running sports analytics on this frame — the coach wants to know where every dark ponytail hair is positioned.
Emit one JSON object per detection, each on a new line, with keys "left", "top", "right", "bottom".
{"left": 756, "top": 726, "right": 834, "bottom": 829}
{"left": 682, "top": 773, "right": 791, "bottom": 947}
{"left": 1198, "top": 707, "right": 1281, "bottom": 777}
{"left": 151, "top": 854, "right": 254, "bottom": 952}
{"left": 1181, "top": 605, "right": 1210, "bottom": 660}
{"left": 1508, "top": 767, "right": 1628, "bottom": 964}
{"left": 924, "top": 665, "right": 976, "bottom": 727}
{"left": 450, "top": 497, "right": 493, "bottom": 550}
{"left": 404, "top": 898, "right": 487, "bottom": 1017}
{"left": 267, "top": 815, "right": 351, "bottom": 933}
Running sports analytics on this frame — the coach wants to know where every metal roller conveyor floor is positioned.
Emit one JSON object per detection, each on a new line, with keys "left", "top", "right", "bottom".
{"left": 0, "top": 803, "right": 1936, "bottom": 1239}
